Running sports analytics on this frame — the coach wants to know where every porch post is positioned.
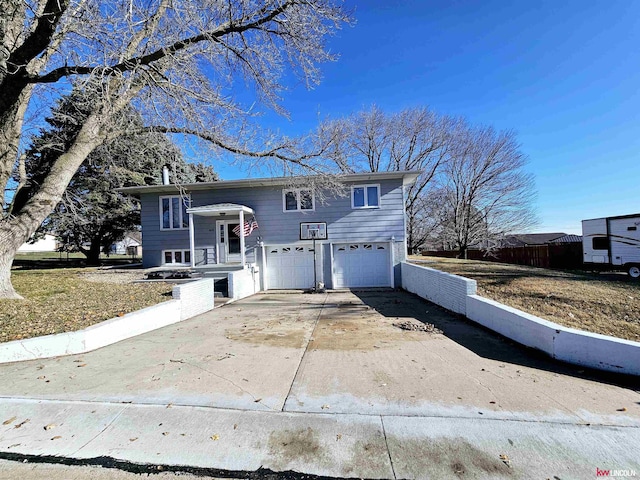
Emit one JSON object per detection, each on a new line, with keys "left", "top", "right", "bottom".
{"left": 189, "top": 213, "right": 195, "bottom": 268}
{"left": 239, "top": 209, "right": 246, "bottom": 266}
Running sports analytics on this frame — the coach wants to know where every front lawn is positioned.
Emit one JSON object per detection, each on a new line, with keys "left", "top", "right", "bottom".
{"left": 410, "top": 256, "right": 640, "bottom": 343}
{"left": 0, "top": 268, "right": 172, "bottom": 343}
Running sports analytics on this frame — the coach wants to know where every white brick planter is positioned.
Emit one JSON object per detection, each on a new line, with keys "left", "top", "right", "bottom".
{"left": 401, "top": 262, "right": 640, "bottom": 376}
{"left": 0, "top": 278, "right": 214, "bottom": 364}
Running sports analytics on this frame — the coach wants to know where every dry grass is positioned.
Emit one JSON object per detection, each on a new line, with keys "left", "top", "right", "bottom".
{"left": 0, "top": 268, "right": 172, "bottom": 343}
{"left": 410, "top": 256, "right": 640, "bottom": 342}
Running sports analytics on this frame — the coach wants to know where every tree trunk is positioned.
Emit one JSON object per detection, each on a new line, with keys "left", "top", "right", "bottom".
{"left": 0, "top": 248, "right": 20, "bottom": 299}
{"left": 0, "top": 87, "right": 32, "bottom": 208}
{"left": 0, "top": 220, "right": 31, "bottom": 299}
{"left": 85, "top": 238, "right": 102, "bottom": 266}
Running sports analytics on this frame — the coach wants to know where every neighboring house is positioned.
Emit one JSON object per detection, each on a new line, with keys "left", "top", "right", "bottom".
{"left": 17, "top": 234, "right": 58, "bottom": 253}
{"left": 501, "top": 232, "right": 568, "bottom": 247}
{"left": 548, "top": 234, "right": 582, "bottom": 244}
{"left": 110, "top": 232, "right": 142, "bottom": 256}
{"left": 120, "top": 171, "right": 419, "bottom": 290}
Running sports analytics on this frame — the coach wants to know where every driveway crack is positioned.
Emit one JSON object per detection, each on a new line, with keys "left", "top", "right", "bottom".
{"left": 177, "top": 360, "right": 276, "bottom": 411}
{"left": 281, "top": 293, "right": 328, "bottom": 412}
{"left": 380, "top": 415, "right": 397, "bottom": 480}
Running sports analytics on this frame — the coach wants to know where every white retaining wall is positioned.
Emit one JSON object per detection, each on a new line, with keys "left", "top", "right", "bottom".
{"left": 0, "top": 278, "right": 214, "bottom": 364}
{"left": 228, "top": 266, "right": 261, "bottom": 301}
{"left": 402, "top": 262, "right": 640, "bottom": 376}
{"left": 401, "top": 262, "right": 476, "bottom": 315}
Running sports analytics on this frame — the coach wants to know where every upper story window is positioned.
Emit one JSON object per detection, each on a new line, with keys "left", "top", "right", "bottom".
{"left": 283, "top": 189, "right": 314, "bottom": 212}
{"left": 351, "top": 184, "right": 380, "bottom": 209}
{"left": 160, "top": 195, "right": 190, "bottom": 230}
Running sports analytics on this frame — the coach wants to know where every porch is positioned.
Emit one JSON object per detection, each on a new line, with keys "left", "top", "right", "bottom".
{"left": 186, "top": 203, "right": 257, "bottom": 268}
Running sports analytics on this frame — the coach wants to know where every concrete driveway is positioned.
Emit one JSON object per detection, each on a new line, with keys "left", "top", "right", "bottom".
{"left": 0, "top": 290, "right": 639, "bottom": 478}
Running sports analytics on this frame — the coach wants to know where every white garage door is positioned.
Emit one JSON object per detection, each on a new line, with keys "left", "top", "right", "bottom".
{"left": 333, "top": 242, "right": 391, "bottom": 288}
{"left": 266, "top": 245, "right": 315, "bottom": 289}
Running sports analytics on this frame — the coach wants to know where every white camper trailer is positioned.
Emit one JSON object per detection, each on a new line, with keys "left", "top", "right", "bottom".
{"left": 582, "top": 213, "right": 640, "bottom": 278}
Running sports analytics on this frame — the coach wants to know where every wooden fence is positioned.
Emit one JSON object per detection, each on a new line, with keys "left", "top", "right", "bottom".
{"left": 422, "top": 243, "right": 584, "bottom": 270}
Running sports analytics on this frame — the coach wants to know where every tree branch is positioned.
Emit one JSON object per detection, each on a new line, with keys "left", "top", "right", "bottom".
{"left": 30, "top": 0, "right": 294, "bottom": 84}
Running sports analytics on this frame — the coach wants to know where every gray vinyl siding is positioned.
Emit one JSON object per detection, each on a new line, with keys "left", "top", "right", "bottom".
{"left": 140, "top": 178, "right": 407, "bottom": 268}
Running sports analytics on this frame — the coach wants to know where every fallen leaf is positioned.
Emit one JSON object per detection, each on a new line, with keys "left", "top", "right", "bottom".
{"left": 117, "top": 312, "right": 125, "bottom": 317}
{"left": 44, "top": 424, "right": 56, "bottom": 431}
{"left": 2, "top": 416, "right": 16, "bottom": 425}
{"left": 499, "top": 453, "right": 511, "bottom": 467}
{"left": 51, "top": 436, "right": 62, "bottom": 440}
{"left": 210, "top": 434, "right": 219, "bottom": 441}
{"left": 14, "top": 419, "right": 30, "bottom": 428}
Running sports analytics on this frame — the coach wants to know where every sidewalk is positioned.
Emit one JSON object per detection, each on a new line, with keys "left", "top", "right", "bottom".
{"left": 1, "top": 397, "right": 639, "bottom": 479}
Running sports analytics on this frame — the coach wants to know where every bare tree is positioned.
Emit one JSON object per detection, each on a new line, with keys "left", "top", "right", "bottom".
{"left": 429, "top": 126, "right": 538, "bottom": 258}
{"left": 0, "top": 0, "right": 352, "bottom": 298}
{"left": 320, "top": 105, "right": 455, "bottom": 252}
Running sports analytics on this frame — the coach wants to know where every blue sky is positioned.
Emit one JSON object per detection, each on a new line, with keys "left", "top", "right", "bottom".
{"left": 217, "top": 0, "right": 640, "bottom": 234}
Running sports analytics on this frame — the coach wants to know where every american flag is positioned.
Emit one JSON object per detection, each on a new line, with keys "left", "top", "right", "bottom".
{"left": 232, "top": 216, "right": 259, "bottom": 237}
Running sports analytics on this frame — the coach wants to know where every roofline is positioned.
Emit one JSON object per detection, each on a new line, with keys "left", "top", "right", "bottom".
{"left": 117, "top": 171, "right": 421, "bottom": 195}
{"left": 582, "top": 213, "right": 640, "bottom": 222}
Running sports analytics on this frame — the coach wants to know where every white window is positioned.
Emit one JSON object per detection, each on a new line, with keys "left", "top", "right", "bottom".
{"left": 163, "top": 249, "right": 191, "bottom": 264}
{"left": 283, "top": 189, "right": 315, "bottom": 212}
{"left": 160, "top": 195, "right": 190, "bottom": 230}
{"left": 351, "top": 184, "right": 380, "bottom": 209}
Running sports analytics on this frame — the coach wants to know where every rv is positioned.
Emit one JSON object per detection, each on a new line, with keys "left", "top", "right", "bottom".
{"left": 582, "top": 213, "right": 640, "bottom": 278}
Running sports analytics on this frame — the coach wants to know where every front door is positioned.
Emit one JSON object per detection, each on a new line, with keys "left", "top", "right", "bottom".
{"left": 216, "top": 220, "right": 241, "bottom": 263}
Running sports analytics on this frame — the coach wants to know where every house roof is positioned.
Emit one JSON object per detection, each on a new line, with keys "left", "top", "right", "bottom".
{"left": 549, "top": 234, "right": 582, "bottom": 244}
{"left": 187, "top": 203, "right": 254, "bottom": 216}
{"left": 121, "top": 231, "right": 142, "bottom": 243}
{"left": 117, "top": 170, "right": 421, "bottom": 195}
{"left": 502, "top": 232, "right": 567, "bottom": 246}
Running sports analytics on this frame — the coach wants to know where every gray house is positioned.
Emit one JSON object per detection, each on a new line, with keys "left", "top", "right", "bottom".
{"left": 120, "top": 171, "right": 418, "bottom": 292}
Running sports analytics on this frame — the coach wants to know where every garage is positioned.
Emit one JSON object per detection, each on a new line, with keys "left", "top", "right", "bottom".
{"left": 266, "top": 245, "right": 316, "bottom": 289}
{"left": 333, "top": 242, "right": 391, "bottom": 288}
